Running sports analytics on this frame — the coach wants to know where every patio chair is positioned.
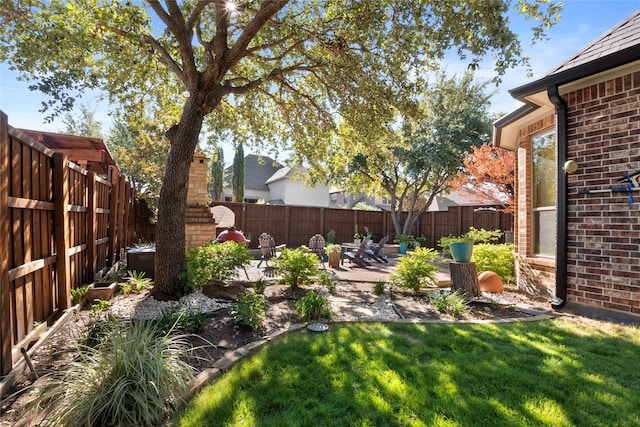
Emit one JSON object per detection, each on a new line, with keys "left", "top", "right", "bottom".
{"left": 304, "top": 233, "right": 326, "bottom": 268}
{"left": 256, "top": 233, "right": 286, "bottom": 268}
{"left": 343, "top": 237, "right": 372, "bottom": 268}
{"left": 365, "top": 235, "right": 389, "bottom": 263}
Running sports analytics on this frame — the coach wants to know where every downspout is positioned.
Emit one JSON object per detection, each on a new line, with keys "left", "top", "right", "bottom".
{"left": 548, "top": 85, "right": 568, "bottom": 309}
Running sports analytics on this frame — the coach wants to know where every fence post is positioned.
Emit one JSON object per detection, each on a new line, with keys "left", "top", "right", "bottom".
{"left": 0, "top": 112, "right": 11, "bottom": 375}
{"left": 53, "top": 152, "right": 71, "bottom": 311}
{"left": 116, "top": 175, "right": 126, "bottom": 260}
{"left": 107, "top": 166, "right": 119, "bottom": 266}
{"left": 87, "top": 172, "right": 97, "bottom": 280}
{"left": 284, "top": 206, "right": 290, "bottom": 243}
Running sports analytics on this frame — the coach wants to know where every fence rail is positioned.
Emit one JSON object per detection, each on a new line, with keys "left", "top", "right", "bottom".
{"left": 212, "top": 202, "right": 512, "bottom": 249}
{"left": 0, "top": 111, "right": 137, "bottom": 376}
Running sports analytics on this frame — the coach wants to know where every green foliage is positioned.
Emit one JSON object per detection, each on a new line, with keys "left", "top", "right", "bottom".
{"left": 373, "top": 281, "right": 386, "bottom": 296}
{"left": 183, "top": 241, "right": 252, "bottom": 292}
{"left": 232, "top": 143, "right": 245, "bottom": 202}
{"left": 253, "top": 279, "right": 267, "bottom": 295}
{"left": 231, "top": 291, "right": 270, "bottom": 328}
{"left": 471, "top": 243, "right": 515, "bottom": 283}
{"left": 91, "top": 299, "right": 112, "bottom": 312}
{"left": 390, "top": 247, "right": 442, "bottom": 292}
{"left": 464, "top": 226, "right": 503, "bottom": 244}
{"left": 439, "top": 227, "right": 503, "bottom": 250}
{"left": 37, "top": 319, "right": 194, "bottom": 426}
{"left": 430, "top": 290, "right": 468, "bottom": 317}
{"left": 155, "top": 304, "right": 207, "bottom": 334}
{"left": 353, "top": 202, "right": 380, "bottom": 211}
{"left": 394, "top": 235, "right": 414, "bottom": 244}
{"left": 127, "top": 270, "right": 153, "bottom": 291}
{"left": 208, "top": 145, "right": 225, "bottom": 202}
{"left": 71, "top": 285, "right": 88, "bottom": 305}
{"left": 82, "top": 314, "right": 122, "bottom": 349}
{"left": 317, "top": 271, "right": 337, "bottom": 293}
{"left": 326, "top": 229, "right": 336, "bottom": 244}
{"left": 295, "top": 290, "right": 332, "bottom": 321}
{"left": 273, "top": 248, "right": 320, "bottom": 289}
{"left": 325, "top": 243, "right": 342, "bottom": 254}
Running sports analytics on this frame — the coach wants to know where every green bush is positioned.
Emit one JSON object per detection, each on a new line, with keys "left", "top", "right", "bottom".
{"left": 390, "top": 247, "right": 442, "bottom": 292}
{"left": 317, "top": 270, "right": 337, "bottom": 293}
{"left": 430, "top": 290, "right": 468, "bottom": 317}
{"left": 37, "top": 320, "right": 194, "bottom": 426}
{"left": 373, "top": 281, "right": 386, "bottom": 295}
{"left": 155, "top": 303, "right": 207, "bottom": 334}
{"left": 231, "top": 291, "right": 269, "bottom": 328}
{"left": 183, "top": 241, "right": 252, "bottom": 292}
{"left": 438, "top": 227, "right": 504, "bottom": 258}
{"left": 273, "top": 248, "right": 320, "bottom": 289}
{"left": 71, "top": 285, "right": 88, "bottom": 305}
{"left": 295, "top": 290, "right": 332, "bottom": 321}
{"left": 471, "top": 243, "right": 515, "bottom": 283}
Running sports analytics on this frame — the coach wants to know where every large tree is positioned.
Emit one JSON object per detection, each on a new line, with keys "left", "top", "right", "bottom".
{"left": 0, "top": 1, "right": 561, "bottom": 299}
{"left": 332, "top": 72, "right": 492, "bottom": 236}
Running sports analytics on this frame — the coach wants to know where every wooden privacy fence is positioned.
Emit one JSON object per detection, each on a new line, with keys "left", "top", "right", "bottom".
{"left": 0, "top": 112, "right": 135, "bottom": 376}
{"left": 212, "top": 202, "right": 513, "bottom": 249}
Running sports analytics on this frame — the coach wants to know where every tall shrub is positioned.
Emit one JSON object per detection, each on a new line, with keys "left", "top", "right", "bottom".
{"left": 390, "top": 247, "right": 442, "bottom": 292}
{"left": 471, "top": 243, "right": 515, "bottom": 283}
{"left": 184, "top": 241, "right": 252, "bottom": 291}
{"left": 232, "top": 142, "right": 245, "bottom": 202}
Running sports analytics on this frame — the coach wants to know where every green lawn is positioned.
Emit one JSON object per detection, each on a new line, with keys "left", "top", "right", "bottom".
{"left": 176, "top": 319, "right": 640, "bottom": 426}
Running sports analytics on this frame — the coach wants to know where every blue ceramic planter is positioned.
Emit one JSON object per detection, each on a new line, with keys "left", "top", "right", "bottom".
{"left": 449, "top": 242, "right": 473, "bottom": 262}
{"left": 399, "top": 242, "right": 408, "bottom": 254}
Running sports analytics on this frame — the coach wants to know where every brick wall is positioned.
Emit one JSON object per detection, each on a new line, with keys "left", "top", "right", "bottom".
{"left": 564, "top": 71, "right": 640, "bottom": 314}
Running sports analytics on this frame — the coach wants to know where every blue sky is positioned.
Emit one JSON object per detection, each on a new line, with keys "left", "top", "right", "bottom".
{"left": 0, "top": 1, "right": 638, "bottom": 162}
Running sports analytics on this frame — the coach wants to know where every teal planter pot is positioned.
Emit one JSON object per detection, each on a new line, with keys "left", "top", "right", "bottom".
{"left": 449, "top": 242, "right": 473, "bottom": 262}
{"left": 399, "top": 242, "right": 408, "bottom": 254}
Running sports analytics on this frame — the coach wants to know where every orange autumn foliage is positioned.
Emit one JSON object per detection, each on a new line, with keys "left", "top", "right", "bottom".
{"left": 450, "top": 144, "right": 515, "bottom": 213}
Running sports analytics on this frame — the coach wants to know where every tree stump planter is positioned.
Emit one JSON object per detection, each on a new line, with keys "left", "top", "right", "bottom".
{"left": 449, "top": 262, "right": 481, "bottom": 298}
{"left": 328, "top": 251, "right": 341, "bottom": 268}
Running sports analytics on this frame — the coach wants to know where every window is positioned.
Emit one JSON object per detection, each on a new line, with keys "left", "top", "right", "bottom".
{"left": 532, "top": 130, "right": 556, "bottom": 256}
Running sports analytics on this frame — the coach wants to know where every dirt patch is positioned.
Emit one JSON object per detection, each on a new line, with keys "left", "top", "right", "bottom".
{"left": 0, "top": 282, "right": 551, "bottom": 425}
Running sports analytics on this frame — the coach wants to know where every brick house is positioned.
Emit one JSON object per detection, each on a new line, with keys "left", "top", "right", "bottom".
{"left": 493, "top": 10, "right": 640, "bottom": 319}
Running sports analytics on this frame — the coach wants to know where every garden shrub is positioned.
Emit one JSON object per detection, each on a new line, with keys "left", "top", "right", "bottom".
{"left": 273, "top": 248, "right": 319, "bottom": 288}
{"left": 71, "top": 285, "right": 88, "bottom": 305}
{"left": 471, "top": 243, "right": 515, "bottom": 283}
{"left": 430, "top": 290, "right": 468, "bottom": 317}
{"left": 317, "top": 270, "right": 337, "bottom": 293}
{"left": 295, "top": 290, "right": 332, "bottom": 321}
{"left": 231, "top": 291, "right": 269, "bottom": 328}
{"left": 390, "top": 247, "right": 442, "bottom": 292}
{"left": 37, "top": 320, "right": 194, "bottom": 426}
{"left": 373, "top": 281, "right": 386, "bottom": 295}
{"left": 183, "top": 241, "right": 252, "bottom": 292}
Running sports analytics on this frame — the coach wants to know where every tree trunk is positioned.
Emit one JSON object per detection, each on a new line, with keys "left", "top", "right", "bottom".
{"left": 152, "top": 101, "right": 205, "bottom": 301}
{"left": 449, "top": 262, "right": 481, "bottom": 298}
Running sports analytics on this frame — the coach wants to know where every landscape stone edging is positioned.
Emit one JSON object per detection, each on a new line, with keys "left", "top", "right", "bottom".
{"left": 179, "top": 311, "right": 560, "bottom": 409}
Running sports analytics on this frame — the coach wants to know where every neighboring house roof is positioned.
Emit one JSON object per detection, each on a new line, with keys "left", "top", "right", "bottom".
{"left": 225, "top": 154, "right": 281, "bottom": 191}
{"left": 265, "top": 166, "right": 302, "bottom": 184}
{"left": 428, "top": 188, "right": 498, "bottom": 212}
{"left": 494, "top": 9, "right": 640, "bottom": 149}
{"left": 20, "top": 129, "right": 116, "bottom": 175}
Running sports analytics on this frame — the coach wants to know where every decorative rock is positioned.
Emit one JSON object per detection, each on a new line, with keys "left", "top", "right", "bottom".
{"left": 477, "top": 271, "right": 504, "bottom": 293}
{"left": 201, "top": 280, "right": 247, "bottom": 300}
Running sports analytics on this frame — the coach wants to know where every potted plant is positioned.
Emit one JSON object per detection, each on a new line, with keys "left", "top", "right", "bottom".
{"left": 394, "top": 235, "right": 414, "bottom": 255}
{"left": 325, "top": 244, "right": 342, "bottom": 268}
{"left": 439, "top": 233, "right": 475, "bottom": 262}
{"left": 353, "top": 226, "right": 363, "bottom": 244}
